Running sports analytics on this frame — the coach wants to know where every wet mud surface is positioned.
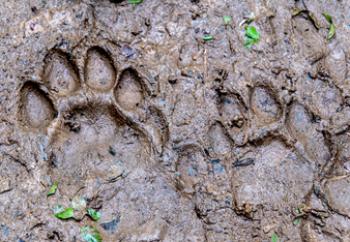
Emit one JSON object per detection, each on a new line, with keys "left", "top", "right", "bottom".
{"left": 1, "top": 0, "right": 350, "bottom": 241}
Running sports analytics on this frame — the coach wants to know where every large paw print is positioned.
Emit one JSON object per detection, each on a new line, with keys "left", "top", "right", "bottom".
{"left": 18, "top": 47, "right": 168, "bottom": 196}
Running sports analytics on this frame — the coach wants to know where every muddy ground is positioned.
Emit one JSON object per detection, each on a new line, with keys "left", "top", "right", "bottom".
{"left": 1, "top": 0, "right": 350, "bottom": 241}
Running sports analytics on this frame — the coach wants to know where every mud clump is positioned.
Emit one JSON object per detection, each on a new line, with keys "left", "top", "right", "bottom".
{"left": 1, "top": 0, "right": 350, "bottom": 241}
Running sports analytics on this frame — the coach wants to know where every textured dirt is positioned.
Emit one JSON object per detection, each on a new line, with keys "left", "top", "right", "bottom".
{"left": 1, "top": 0, "right": 350, "bottom": 241}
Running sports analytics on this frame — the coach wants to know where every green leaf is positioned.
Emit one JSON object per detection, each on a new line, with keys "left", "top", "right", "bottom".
{"left": 244, "top": 38, "right": 256, "bottom": 48}
{"left": 323, "top": 12, "right": 333, "bottom": 24}
{"left": 54, "top": 207, "right": 74, "bottom": 220}
{"left": 327, "top": 23, "right": 336, "bottom": 40}
{"left": 81, "top": 226, "right": 102, "bottom": 242}
{"left": 47, "top": 181, "right": 58, "bottom": 196}
{"left": 87, "top": 208, "right": 101, "bottom": 221}
{"left": 128, "top": 0, "right": 143, "bottom": 4}
{"left": 245, "top": 26, "right": 260, "bottom": 40}
{"left": 322, "top": 13, "right": 336, "bottom": 40}
{"left": 293, "top": 218, "right": 301, "bottom": 225}
{"left": 271, "top": 233, "right": 279, "bottom": 242}
{"left": 203, "top": 34, "right": 214, "bottom": 42}
{"left": 223, "top": 16, "right": 232, "bottom": 25}
{"left": 244, "top": 26, "right": 260, "bottom": 48}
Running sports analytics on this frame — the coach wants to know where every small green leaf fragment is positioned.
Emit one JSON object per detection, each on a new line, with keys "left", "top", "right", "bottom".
{"left": 223, "top": 16, "right": 232, "bottom": 25}
{"left": 87, "top": 208, "right": 101, "bottom": 221}
{"left": 271, "top": 233, "right": 279, "bottom": 242}
{"left": 293, "top": 218, "right": 301, "bottom": 225}
{"left": 322, "top": 13, "right": 336, "bottom": 40}
{"left": 54, "top": 207, "right": 74, "bottom": 220}
{"left": 81, "top": 226, "right": 102, "bottom": 242}
{"left": 244, "top": 38, "right": 255, "bottom": 48}
{"left": 245, "top": 26, "right": 260, "bottom": 40}
{"left": 271, "top": 232, "right": 279, "bottom": 242}
{"left": 328, "top": 24, "right": 336, "bottom": 40}
{"left": 203, "top": 34, "right": 214, "bottom": 42}
{"left": 47, "top": 181, "right": 58, "bottom": 196}
{"left": 128, "top": 0, "right": 143, "bottom": 4}
{"left": 244, "top": 26, "right": 260, "bottom": 48}
{"left": 322, "top": 12, "right": 333, "bottom": 24}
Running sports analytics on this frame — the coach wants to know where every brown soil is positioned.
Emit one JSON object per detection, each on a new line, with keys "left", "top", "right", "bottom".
{"left": 1, "top": 0, "right": 350, "bottom": 241}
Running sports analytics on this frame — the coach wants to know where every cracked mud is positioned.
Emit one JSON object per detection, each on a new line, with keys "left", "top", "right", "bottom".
{"left": 1, "top": 0, "right": 350, "bottom": 241}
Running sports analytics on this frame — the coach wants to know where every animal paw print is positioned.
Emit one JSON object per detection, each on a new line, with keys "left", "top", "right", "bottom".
{"left": 214, "top": 85, "right": 283, "bottom": 147}
{"left": 213, "top": 84, "right": 329, "bottom": 166}
{"left": 190, "top": 85, "right": 324, "bottom": 211}
{"left": 18, "top": 47, "right": 168, "bottom": 196}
